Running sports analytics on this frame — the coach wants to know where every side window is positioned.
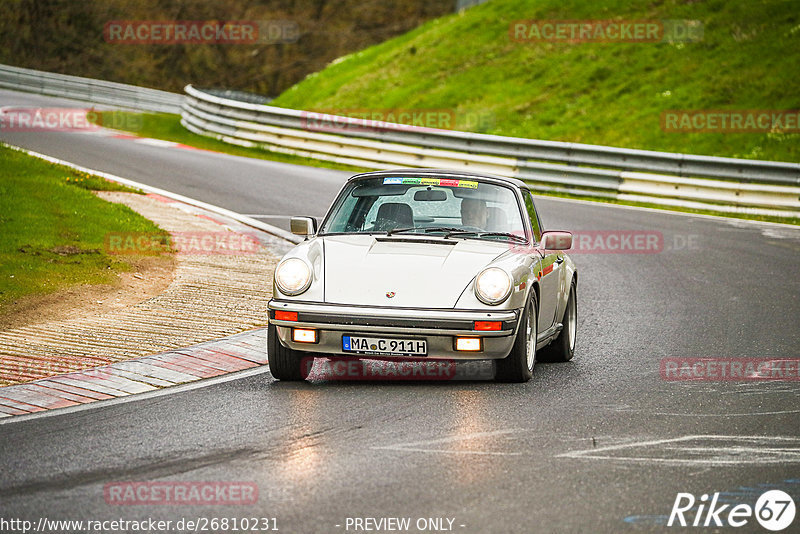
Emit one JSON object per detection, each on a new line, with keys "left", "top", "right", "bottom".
{"left": 523, "top": 191, "right": 542, "bottom": 242}
{"left": 326, "top": 194, "right": 360, "bottom": 232}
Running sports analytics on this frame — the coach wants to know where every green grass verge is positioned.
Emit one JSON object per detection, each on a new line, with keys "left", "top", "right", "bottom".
{"left": 0, "top": 145, "right": 170, "bottom": 313}
{"left": 273, "top": 0, "right": 799, "bottom": 163}
{"left": 98, "top": 111, "right": 366, "bottom": 173}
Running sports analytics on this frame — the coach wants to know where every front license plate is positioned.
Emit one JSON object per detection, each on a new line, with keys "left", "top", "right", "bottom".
{"left": 342, "top": 336, "right": 427, "bottom": 356}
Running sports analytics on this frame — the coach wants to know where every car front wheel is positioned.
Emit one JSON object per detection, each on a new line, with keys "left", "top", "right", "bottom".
{"left": 267, "top": 323, "right": 311, "bottom": 381}
{"left": 539, "top": 279, "right": 577, "bottom": 362}
{"left": 495, "top": 292, "right": 538, "bottom": 383}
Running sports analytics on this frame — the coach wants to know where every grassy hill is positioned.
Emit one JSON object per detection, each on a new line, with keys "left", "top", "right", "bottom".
{"left": 272, "top": 0, "right": 799, "bottom": 162}
{"left": 0, "top": 0, "right": 451, "bottom": 97}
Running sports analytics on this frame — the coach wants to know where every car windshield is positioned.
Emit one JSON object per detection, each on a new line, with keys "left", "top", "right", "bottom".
{"left": 319, "top": 176, "right": 526, "bottom": 242}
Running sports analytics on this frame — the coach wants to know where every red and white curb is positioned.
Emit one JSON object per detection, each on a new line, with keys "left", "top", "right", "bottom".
{"left": 0, "top": 328, "right": 266, "bottom": 419}
{"left": 0, "top": 141, "right": 302, "bottom": 422}
{"left": 103, "top": 130, "right": 208, "bottom": 152}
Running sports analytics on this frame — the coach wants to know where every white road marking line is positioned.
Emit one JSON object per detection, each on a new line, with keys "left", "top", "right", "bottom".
{"left": 242, "top": 214, "right": 324, "bottom": 219}
{"left": 134, "top": 138, "right": 178, "bottom": 148}
{"left": 373, "top": 428, "right": 526, "bottom": 456}
{"left": 649, "top": 409, "right": 800, "bottom": 417}
{"left": 559, "top": 455, "right": 800, "bottom": 466}
{"left": 0, "top": 365, "right": 271, "bottom": 426}
{"left": 558, "top": 435, "right": 800, "bottom": 465}
{"left": 376, "top": 447, "right": 520, "bottom": 456}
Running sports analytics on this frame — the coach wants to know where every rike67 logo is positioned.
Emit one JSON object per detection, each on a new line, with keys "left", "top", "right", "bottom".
{"left": 668, "top": 490, "right": 796, "bottom": 531}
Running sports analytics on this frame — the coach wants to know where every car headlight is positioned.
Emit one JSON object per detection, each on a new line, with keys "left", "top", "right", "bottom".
{"left": 275, "top": 258, "right": 312, "bottom": 296}
{"left": 475, "top": 267, "right": 512, "bottom": 305}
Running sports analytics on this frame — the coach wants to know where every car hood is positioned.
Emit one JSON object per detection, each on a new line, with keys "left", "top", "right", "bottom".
{"left": 322, "top": 235, "right": 506, "bottom": 308}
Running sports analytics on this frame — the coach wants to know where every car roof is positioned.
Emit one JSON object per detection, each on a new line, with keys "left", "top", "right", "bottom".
{"left": 348, "top": 168, "right": 529, "bottom": 190}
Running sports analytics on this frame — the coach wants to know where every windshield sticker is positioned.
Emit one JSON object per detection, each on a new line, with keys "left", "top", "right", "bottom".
{"left": 382, "top": 177, "right": 478, "bottom": 188}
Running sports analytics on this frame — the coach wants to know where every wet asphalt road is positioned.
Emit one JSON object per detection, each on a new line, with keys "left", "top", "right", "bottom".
{"left": 1, "top": 90, "right": 799, "bottom": 533}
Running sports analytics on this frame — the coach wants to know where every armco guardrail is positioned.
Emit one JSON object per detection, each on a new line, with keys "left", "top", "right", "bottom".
{"left": 182, "top": 85, "right": 800, "bottom": 218}
{"left": 2, "top": 65, "right": 796, "bottom": 218}
{"left": 0, "top": 64, "right": 182, "bottom": 114}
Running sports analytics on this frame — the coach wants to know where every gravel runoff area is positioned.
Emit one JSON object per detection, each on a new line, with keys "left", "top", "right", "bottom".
{"left": 0, "top": 191, "right": 285, "bottom": 387}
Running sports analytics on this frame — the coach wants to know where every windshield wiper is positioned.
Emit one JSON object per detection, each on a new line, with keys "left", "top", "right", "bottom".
{"left": 385, "top": 227, "right": 420, "bottom": 236}
{"left": 386, "top": 226, "right": 462, "bottom": 236}
{"left": 425, "top": 227, "right": 469, "bottom": 235}
{"left": 477, "top": 232, "right": 528, "bottom": 243}
{"left": 385, "top": 227, "right": 526, "bottom": 243}
{"left": 442, "top": 230, "right": 528, "bottom": 243}
{"left": 443, "top": 229, "right": 479, "bottom": 238}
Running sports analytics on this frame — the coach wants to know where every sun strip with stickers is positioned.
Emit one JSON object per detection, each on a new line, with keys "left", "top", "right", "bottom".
{"left": 382, "top": 177, "right": 478, "bottom": 188}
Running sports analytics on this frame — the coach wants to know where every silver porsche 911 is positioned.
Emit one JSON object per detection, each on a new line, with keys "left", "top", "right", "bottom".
{"left": 267, "top": 169, "right": 577, "bottom": 383}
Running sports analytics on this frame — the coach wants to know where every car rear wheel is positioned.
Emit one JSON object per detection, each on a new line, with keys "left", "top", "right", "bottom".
{"left": 539, "top": 279, "right": 577, "bottom": 362}
{"left": 267, "top": 323, "right": 311, "bottom": 381}
{"left": 495, "top": 292, "right": 537, "bottom": 383}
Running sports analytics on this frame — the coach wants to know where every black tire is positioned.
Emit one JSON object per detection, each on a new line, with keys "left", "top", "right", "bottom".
{"left": 495, "top": 292, "right": 538, "bottom": 383}
{"left": 267, "top": 323, "right": 311, "bottom": 381}
{"left": 538, "top": 279, "right": 577, "bottom": 363}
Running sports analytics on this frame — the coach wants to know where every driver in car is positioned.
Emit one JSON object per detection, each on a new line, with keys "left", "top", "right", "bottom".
{"left": 461, "top": 198, "right": 488, "bottom": 229}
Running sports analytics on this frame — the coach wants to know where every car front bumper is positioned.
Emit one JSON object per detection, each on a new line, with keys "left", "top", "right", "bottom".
{"left": 268, "top": 300, "right": 520, "bottom": 360}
